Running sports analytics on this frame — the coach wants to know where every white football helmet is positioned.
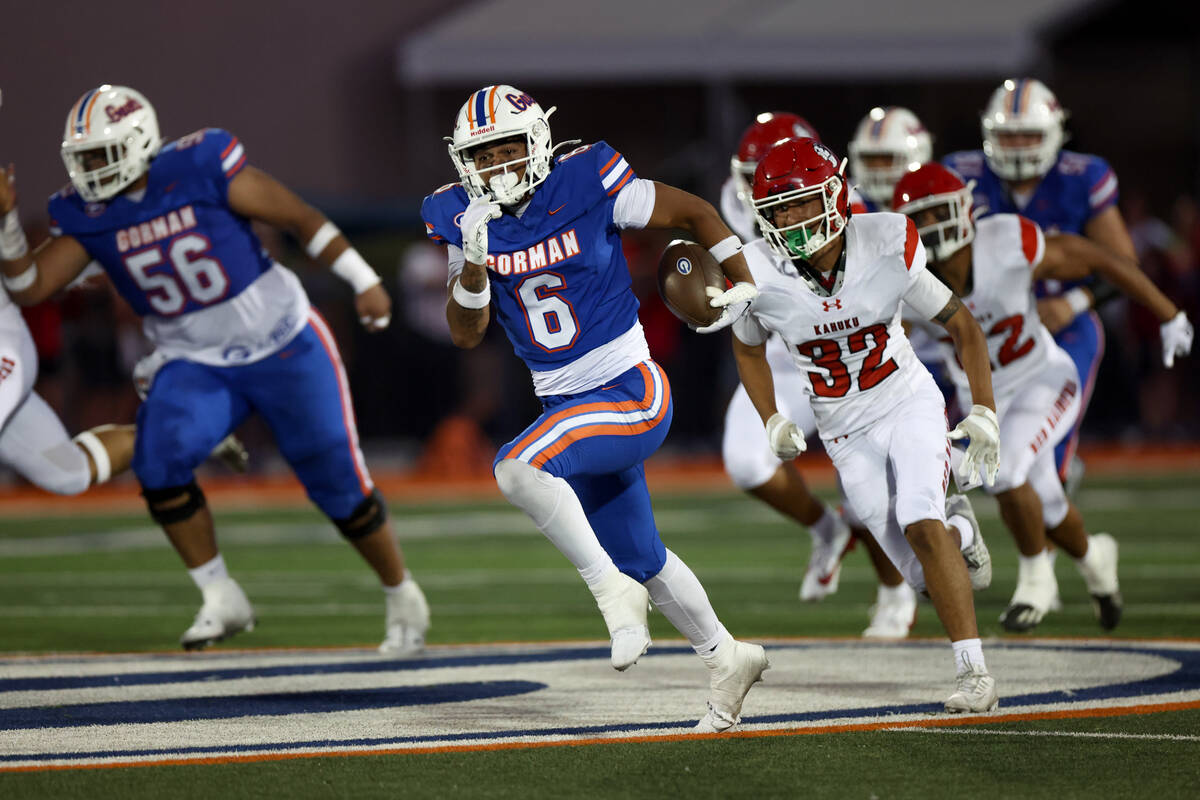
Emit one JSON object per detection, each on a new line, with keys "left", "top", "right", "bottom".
{"left": 981, "top": 78, "right": 1066, "bottom": 182}
{"left": 448, "top": 85, "right": 556, "bottom": 206}
{"left": 847, "top": 106, "right": 932, "bottom": 209}
{"left": 61, "top": 85, "right": 162, "bottom": 203}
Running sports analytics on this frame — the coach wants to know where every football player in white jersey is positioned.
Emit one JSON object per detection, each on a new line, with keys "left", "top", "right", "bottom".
{"left": 733, "top": 138, "right": 1001, "bottom": 712}
{"left": 895, "top": 163, "right": 1193, "bottom": 632}
{"left": 719, "top": 112, "right": 921, "bottom": 639}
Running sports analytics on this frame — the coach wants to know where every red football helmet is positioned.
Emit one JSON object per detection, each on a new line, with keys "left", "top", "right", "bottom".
{"left": 893, "top": 163, "right": 976, "bottom": 263}
{"left": 730, "top": 112, "right": 821, "bottom": 205}
{"left": 751, "top": 137, "right": 849, "bottom": 262}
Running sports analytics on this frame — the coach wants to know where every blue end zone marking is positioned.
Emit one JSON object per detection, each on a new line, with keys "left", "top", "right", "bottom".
{"left": 0, "top": 645, "right": 682, "bottom": 692}
{"left": 0, "top": 680, "right": 544, "bottom": 731}
{"left": 4, "top": 642, "right": 1198, "bottom": 765}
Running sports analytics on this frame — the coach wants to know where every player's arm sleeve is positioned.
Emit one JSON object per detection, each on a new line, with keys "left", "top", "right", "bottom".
{"left": 613, "top": 178, "right": 656, "bottom": 230}
{"left": 1085, "top": 158, "right": 1119, "bottom": 218}
{"left": 903, "top": 269, "right": 954, "bottom": 320}
{"left": 732, "top": 309, "right": 769, "bottom": 346}
{"left": 445, "top": 245, "right": 466, "bottom": 287}
{"left": 194, "top": 129, "right": 248, "bottom": 201}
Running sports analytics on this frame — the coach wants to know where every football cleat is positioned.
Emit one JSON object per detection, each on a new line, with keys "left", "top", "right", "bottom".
{"left": 799, "top": 512, "right": 853, "bottom": 602}
{"left": 180, "top": 577, "right": 255, "bottom": 651}
{"left": 379, "top": 576, "right": 431, "bottom": 657}
{"left": 1076, "top": 533, "right": 1122, "bottom": 631}
{"left": 1000, "top": 551, "right": 1058, "bottom": 632}
{"left": 946, "top": 492, "right": 991, "bottom": 591}
{"left": 862, "top": 583, "right": 917, "bottom": 639}
{"left": 591, "top": 569, "right": 651, "bottom": 671}
{"left": 944, "top": 664, "right": 999, "bottom": 713}
{"left": 695, "top": 639, "right": 770, "bottom": 733}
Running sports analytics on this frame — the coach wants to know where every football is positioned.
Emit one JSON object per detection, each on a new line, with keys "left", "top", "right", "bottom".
{"left": 656, "top": 240, "right": 727, "bottom": 328}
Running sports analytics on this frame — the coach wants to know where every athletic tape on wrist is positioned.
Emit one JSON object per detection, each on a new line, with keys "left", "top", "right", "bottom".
{"left": 2, "top": 262, "right": 36, "bottom": 292}
{"left": 708, "top": 234, "right": 742, "bottom": 264}
{"left": 1, "top": 209, "right": 29, "bottom": 260}
{"left": 305, "top": 221, "right": 340, "bottom": 259}
{"left": 331, "top": 248, "right": 381, "bottom": 294}
{"left": 452, "top": 277, "right": 491, "bottom": 309}
{"left": 73, "top": 430, "right": 112, "bottom": 484}
{"left": 1063, "top": 287, "right": 1091, "bottom": 316}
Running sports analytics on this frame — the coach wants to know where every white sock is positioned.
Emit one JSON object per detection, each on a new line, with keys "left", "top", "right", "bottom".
{"left": 382, "top": 569, "right": 415, "bottom": 593}
{"left": 951, "top": 637, "right": 987, "bottom": 674}
{"left": 643, "top": 549, "right": 726, "bottom": 656}
{"left": 188, "top": 554, "right": 229, "bottom": 591}
{"left": 810, "top": 504, "right": 840, "bottom": 545}
{"left": 947, "top": 515, "right": 973, "bottom": 550}
{"left": 1018, "top": 549, "right": 1050, "bottom": 575}
{"left": 876, "top": 582, "right": 912, "bottom": 604}
{"left": 494, "top": 460, "right": 613, "bottom": 577}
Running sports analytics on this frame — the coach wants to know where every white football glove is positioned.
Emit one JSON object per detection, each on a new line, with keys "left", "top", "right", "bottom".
{"left": 1160, "top": 311, "right": 1193, "bottom": 368}
{"left": 765, "top": 412, "right": 807, "bottom": 460}
{"left": 461, "top": 196, "right": 502, "bottom": 265}
{"left": 946, "top": 404, "right": 1000, "bottom": 488}
{"left": 694, "top": 282, "right": 758, "bottom": 334}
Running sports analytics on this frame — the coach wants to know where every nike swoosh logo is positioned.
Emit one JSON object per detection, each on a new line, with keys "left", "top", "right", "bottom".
{"left": 548, "top": 204, "right": 567, "bottom": 215}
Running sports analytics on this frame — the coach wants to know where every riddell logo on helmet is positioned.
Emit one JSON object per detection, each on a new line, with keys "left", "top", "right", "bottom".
{"left": 469, "top": 125, "right": 496, "bottom": 137}
{"left": 105, "top": 97, "right": 143, "bottom": 123}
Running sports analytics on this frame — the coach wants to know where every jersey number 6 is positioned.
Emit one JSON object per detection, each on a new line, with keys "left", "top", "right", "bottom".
{"left": 516, "top": 272, "right": 580, "bottom": 352}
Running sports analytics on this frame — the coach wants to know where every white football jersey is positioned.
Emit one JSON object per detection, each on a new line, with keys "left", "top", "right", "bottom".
{"left": 909, "top": 214, "right": 1055, "bottom": 399}
{"left": 735, "top": 213, "right": 943, "bottom": 440}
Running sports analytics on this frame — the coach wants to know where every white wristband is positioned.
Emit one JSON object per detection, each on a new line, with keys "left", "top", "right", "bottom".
{"left": 708, "top": 234, "right": 742, "bottom": 264}
{"left": 1063, "top": 287, "right": 1091, "bottom": 316}
{"left": 331, "top": 248, "right": 381, "bottom": 294}
{"left": 305, "top": 221, "right": 340, "bottom": 259}
{"left": 2, "top": 262, "right": 37, "bottom": 293}
{"left": 1, "top": 209, "right": 29, "bottom": 260}
{"left": 452, "top": 276, "right": 491, "bottom": 309}
{"left": 73, "top": 430, "right": 111, "bottom": 484}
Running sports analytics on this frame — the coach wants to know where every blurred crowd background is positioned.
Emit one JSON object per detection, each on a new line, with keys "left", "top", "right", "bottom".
{"left": 1, "top": 0, "right": 1196, "bottom": 486}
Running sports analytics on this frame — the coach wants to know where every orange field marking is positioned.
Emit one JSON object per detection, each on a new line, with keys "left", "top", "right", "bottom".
{"left": 5, "top": 697, "right": 1198, "bottom": 774}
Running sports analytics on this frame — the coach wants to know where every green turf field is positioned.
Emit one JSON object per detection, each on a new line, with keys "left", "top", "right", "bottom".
{"left": 2, "top": 472, "right": 1199, "bottom": 797}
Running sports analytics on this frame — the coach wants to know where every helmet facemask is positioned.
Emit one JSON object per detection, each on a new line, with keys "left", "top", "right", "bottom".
{"left": 447, "top": 86, "right": 556, "bottom": 206}
{"left": 897, "top": 185, "right": 975, "bottom": 264}
{"left": 980, "top": 79, "right": 1066, "bottom": 182}
{"left": 754, "top": 174, "right": 847, "bottom": 263}
{"left": 60, "top": 85, "right": 161, "bottom": 203}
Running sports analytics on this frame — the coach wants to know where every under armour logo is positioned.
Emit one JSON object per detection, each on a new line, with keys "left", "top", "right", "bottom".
{"left": 822, "top": 299, "right": 843, "bottom": 312}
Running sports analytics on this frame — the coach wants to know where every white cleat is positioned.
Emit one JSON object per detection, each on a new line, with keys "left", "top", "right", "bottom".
{"left": 862, "top": 583, "right": 917, "bottom": 639}
{"left": 944, "top": 664, "right": 999, "bottom": 713}
{"left": 947, "top": 492, "right": 991, "bottom": 591}
{"left": 180, "top": 577, "right": 256, "bottom": 651}
{"left": 1076, "top": 533, "right": 1122, "bottom": 631}
{"left": 1000, "top": 551, "right": 1058, "bottom": 632}
{"left": 694, "top": 639, "right": 770, "bottom": 733}
{"left": 799, "top": 513, "right": 853, "bottom": 602}
{"left": 379, "top": 576, "right": 431, "bottom": 657}
{"left": 209, "top": 433, "right": 249, "bottom": 473}
{"left": 592, "top": 569, "right": 651, "bottom": 671}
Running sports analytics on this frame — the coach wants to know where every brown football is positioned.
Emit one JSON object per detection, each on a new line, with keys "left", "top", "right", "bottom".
{"left": 657, "top": 240, "right": 727, "bottom": 328}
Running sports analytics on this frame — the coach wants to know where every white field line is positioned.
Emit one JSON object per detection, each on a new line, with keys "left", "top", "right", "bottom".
{"left": 891, "top": 727, "right": 1200, "bottom": 742}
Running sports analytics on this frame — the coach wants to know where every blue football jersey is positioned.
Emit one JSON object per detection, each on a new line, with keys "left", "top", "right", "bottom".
{"left": 49, "top": 128, "right": 273, "bottom": 318}
{"left": 941, "top": 148, "right": 1118, "bottom": 297}
{"left": 421, "top": 141, "right": 641, "bottom": 371}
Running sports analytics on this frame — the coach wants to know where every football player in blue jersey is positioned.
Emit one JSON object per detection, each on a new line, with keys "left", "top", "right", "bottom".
{"left": 423, "top": 84, "right": 765, "bottom": 732}
{"left": 942, "top": 78, "right": 1193, "bottom": 623}
{"left": 0, "top": 85, "right": 429, "bottom": 655}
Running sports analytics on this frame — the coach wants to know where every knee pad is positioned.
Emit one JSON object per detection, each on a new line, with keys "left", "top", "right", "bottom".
{"left": 142, "top": 481, "right": 206, "bottom": 526}
{"left": 722, "top": 440, "right": 779, "bottom": 491}
{"left": 333, "top": 488, "right": 388, "bottom": 541}
{"left": 495, "top": 458, "right": 558, "bottom": 515}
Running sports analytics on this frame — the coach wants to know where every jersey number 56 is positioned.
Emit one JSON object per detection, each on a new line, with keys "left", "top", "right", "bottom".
{"left": 122, "top": 234, "right": 230, "bottom": 315}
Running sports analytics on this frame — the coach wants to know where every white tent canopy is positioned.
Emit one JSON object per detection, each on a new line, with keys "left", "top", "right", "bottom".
{"left": 398, "top": 0, "right": 1101, "bottom": 85}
